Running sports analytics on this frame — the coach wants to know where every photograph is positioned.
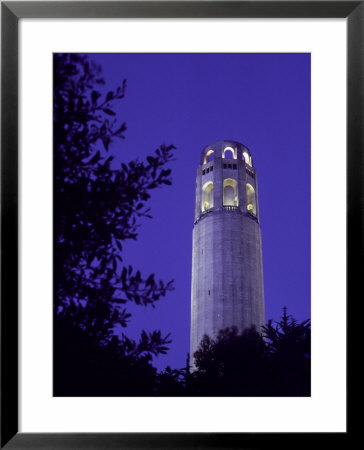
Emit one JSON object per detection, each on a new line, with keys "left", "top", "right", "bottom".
{"left": 53, "top": 52, "right": 311, "bottom": 397}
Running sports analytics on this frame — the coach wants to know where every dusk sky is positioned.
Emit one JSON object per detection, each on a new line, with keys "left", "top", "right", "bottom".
{"left": 82, "top": 53, "right": 311, "bottom": 371}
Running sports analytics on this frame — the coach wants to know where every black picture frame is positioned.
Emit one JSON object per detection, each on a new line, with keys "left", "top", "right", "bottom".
{"left": 1, "top": 1, "right": 358, "bottom": 448}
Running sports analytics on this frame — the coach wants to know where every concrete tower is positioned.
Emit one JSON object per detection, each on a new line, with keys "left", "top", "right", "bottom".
{"left": 190, "top": 140, "right": 265, "bottom": 365}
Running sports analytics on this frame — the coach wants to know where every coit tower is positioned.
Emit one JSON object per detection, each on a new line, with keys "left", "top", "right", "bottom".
{"left": 190, "top": 140, "right": 265, "bottom": 365}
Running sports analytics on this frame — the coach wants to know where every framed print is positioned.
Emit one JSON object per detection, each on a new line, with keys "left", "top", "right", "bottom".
{"left": 1, "top": 1, "right": 359, "bottom": 448}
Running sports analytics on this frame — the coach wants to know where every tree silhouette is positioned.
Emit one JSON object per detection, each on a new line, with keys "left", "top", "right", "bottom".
{"left": 188, "top": 327, "right": 269, "bottom": 396}
{"left": 263, "top": 307, "right": 311, "bottom": 396}
{"left": 53, "top": 53, "right": 175, "bottom": 395}
{"left": 184, "top": 308, "right": 310, "bottom": 397}
{"left": 155, "top": 366, "right": 186, "bottom": 396}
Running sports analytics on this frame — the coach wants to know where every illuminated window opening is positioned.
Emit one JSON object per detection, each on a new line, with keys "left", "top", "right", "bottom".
{"left": 202, "top": 181, "right": 214, "bottom": 212}
{"left": 223, "top": 146, "right": 236, "bottom": 159}
{"left": 243, "top": 151, "right": 252, "bottom": 167}
{"left": 204, "top": 150, "right": 215, "bottom": 164}
{"left": 246, "top": 183, "right": 256, "bottom": 215}
{"left": 223, "top": 178, "right": 238, "bottom": 206}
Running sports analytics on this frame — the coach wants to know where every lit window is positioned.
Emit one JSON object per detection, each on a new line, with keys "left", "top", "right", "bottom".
{"left": 223, "top": 146, "right": 235, "bottom": 159}
{"left": 205, "top": 150, "right": 215, "bottom": 164}
{"left": 202, "top": 181, "right": 214, "bottom": 211}
{"left": 246, "top": 183, "right": 256, "bottom": 215}
{"left": 243, "top": 151, "right": 252, "bottom": 167}
{"left": 223, "top": 178, "right": 238, "bottom": 206}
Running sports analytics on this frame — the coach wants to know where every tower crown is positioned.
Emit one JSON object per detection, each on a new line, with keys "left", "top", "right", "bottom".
{"left": 194, "top": 140, "right": 258, "bottom": 224}
{"left": 200, "top": 140, "right": 253, "bottom": 166}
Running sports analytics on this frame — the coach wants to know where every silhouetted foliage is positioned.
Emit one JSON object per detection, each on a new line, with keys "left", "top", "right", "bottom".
{"left": 53, "top": 53, "right": 175, "bottom": 395}
{"left": 155, "top": 366, "right": 187, "bottom": 396}
{"left": 54, "top": 314, "right": 158, "bottom": 396}
{"left": 188, "top": 327, "right": 270, "bottom": 396}
{"left": 263, "top": 307, "right": 311, "bottom": 396}
{"left": 180, "top": 308, "right": 311, "bottom": 397}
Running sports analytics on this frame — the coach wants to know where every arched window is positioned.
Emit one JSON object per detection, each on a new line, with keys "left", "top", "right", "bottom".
{"left": 243, "top": 151, "right": 252, "bottom": 166}
{"left": 246, "top": 183, "right": 256, "bottom": 215}
{"left": 202, "top": 182, "right": 214, "bottom": 211}
{"left": 223, "top": 146, "right": 235, "bottom": 159}
{"left": 223, "top": 178, "right": 238, "bottom": 206}
{"left": 204, "top": 150, "right": 214, "bottom": 164}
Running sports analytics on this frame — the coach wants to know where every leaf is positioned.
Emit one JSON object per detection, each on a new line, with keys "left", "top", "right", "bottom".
{"left": 88, "top": 151, "right": 101, "bottom": 165}
{"left": 116, "top": 123, "right": 127, "bottom": 134}
{"left": 145, "top": 273, "right": 154, "bottom": 286}
{"left": 102, "top": 136, "right": 110, "bottom": 151}
{"left": 91, "top": 90, "right": 101, "bottom": 105}
{"left": 103, "top": 108, "right": 116, "bottom": 116}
